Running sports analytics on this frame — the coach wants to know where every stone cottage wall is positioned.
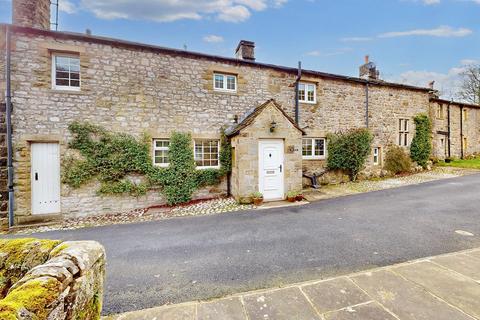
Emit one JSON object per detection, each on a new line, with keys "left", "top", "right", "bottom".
{"left": 0, "top": 238, "right": 105, "bottom": 319}
{"left": 5, "top": 28, "right": 434, "bottom": 220}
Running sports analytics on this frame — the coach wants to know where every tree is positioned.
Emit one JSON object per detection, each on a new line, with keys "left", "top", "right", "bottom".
{"left": 410, "top": 114, "right": 432, "bottom": 168}
{"left": 459, "top": 64, "right": 480, "bottom": 104}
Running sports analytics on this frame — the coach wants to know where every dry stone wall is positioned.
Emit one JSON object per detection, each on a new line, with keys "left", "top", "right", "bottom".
{"left": 0, "top": 238, "right": 105, "bottom": 320}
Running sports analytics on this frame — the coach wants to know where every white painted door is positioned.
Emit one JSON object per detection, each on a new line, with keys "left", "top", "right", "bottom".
{"left": 31, "top": 143, "right": 61, "bottom": 215}
{"left": 259, "top": 140, "right": 284, "bottom": 201}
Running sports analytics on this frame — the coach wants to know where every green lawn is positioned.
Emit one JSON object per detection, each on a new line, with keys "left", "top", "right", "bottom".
{"left": 437, "top": 158, "right": 480, "bottom": 169}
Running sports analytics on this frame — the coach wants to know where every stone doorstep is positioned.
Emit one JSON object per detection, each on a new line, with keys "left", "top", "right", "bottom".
{"left": 256, "top": 200, "right": 309, "bottom": 210}
{"left": 105, "top": 247, "right": 480, "bottom": 320}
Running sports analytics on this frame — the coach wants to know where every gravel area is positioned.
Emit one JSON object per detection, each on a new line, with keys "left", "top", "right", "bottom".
{"left": 303, "top": 166, "right": 478, "bottom": 202}
{"left": 5, "top": 197, "right": 253, "bottom": 235}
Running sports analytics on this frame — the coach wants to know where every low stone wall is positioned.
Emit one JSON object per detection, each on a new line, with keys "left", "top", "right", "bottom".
{"left": 0, "top": 238, "right": 105, "bottom": 319}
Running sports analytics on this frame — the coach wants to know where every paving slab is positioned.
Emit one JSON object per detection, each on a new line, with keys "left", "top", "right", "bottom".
{"left": 394, "top": 261, "right": 480, "bottom": 319}
{"left": 197, "top": 297, "right": 246, "bottom": 320}
{"left": 433, "top": 253, "right": 480, "bottom": 281}
{"left": 111, "top": 304, "right": 195, "bottom": 320}
{"left": 323, "top": 302, "right": 397, "bottom": 320}
{"left": 466, "top": 249, "right": 480, "bottom": 260}
{"left": 301, "top": 277, "right": 371, "bottom": 314}
{"left": 351, "top": 269, "right": 474, "bottom": 320}
{"left": 242, "top": 287, "right": 320, "bottom": 320}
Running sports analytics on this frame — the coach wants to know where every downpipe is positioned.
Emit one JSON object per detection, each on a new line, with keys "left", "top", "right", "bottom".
{"left": 5, "top": 25, "right": 14, "bottom": 228}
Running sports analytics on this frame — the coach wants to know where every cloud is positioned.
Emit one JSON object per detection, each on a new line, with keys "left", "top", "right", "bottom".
{"left": 421, "top": 0, "right": 440, "bottom": 4}
{"left": 340, "top": 37, "right": 373, "bottom": 42}
{"left": 203, "top": 35, "right": 224, "bottom": 43}
{"left": 58, "top": 0, "right": 77, "bottom": 14}
{"left": 305, "top": 48, "right": 353, "bottom": 57}
{"left": 80, "top": 0, "right": 286, "bottom": 23}
{"left": 379, "top": 26, "right": 472, "bottom": 38}
{"left": 389, "top": 60, "right": 478, "bottom": 99}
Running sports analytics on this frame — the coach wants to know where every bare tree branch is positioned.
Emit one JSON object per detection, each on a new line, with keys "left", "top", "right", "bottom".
{"left": 459, "top": 64, "right": 480, "bottom": 104}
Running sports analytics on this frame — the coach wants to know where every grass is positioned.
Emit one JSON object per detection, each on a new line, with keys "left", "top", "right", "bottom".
{"left": 436, "top": 158, "right": 480, "bottom": 169}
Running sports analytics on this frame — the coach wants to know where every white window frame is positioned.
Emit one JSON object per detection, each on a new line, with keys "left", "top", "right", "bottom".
{"left": 373, "top": 147, "right": 380, "bottom": 165}
{"left": 298, "top": 82, "right": 316, "bottom": 104}
{"left": 51, "top": 53, "right": 81, "bottom": 91}
{"left": 302, "top": 138, "right": 326, "bottom": 159}
{"left": 153, "top": 139, "right": 170, "bottom": 167}
{"left": 213, "top": 73, "right": 237, "bottom": 92}
{"left": 398, "top": 119, "right": 409, "bottom": 147}
{"left": 194, "top": 139, "right": 220, "bottom": 169}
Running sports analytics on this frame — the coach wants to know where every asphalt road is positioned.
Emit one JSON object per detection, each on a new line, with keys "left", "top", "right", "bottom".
{"left": 8, "top": 174, "right": 480, "bottom": 314}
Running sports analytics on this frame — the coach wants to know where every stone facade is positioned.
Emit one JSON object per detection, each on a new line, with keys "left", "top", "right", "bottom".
{"left": 0, "top": 8, "right": 479, "bottom": 226}
{"left": 0, "top": 238, "right": 106, "bottom": 319}
{"left": 430, "top": 99, "right": 480, "bottom": 160}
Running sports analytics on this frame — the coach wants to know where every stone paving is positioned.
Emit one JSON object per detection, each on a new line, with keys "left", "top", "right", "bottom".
{"left": 105, "top": 247, "right": 480, "bottom": 320}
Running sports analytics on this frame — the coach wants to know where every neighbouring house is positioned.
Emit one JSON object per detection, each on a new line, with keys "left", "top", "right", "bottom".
{"left": 0, "top": 0, "right": 479, "bottom": 228}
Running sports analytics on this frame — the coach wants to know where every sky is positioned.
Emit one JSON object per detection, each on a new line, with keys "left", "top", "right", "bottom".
{"left": 0, "top": 0, "right": 479, "bottom": 99}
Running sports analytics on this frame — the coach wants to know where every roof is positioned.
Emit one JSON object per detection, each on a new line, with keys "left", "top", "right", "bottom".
{"left": 2, "top": 24, "right": 435, "bottom": 93}
{"left": 225, "top": 99, "right": 306, "bottom": 137}
{"left": 430, "top": 98, "right": 480, "bottom": 109}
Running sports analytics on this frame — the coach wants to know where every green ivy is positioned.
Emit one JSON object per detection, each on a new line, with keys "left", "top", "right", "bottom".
{"left": 62, "top": 122, "right": 232, "bottom": 205}
{"left": 326, "top": 128, "right": 373, "bottom": 181}
{"left": 410, "top": 114, "right": 432, "bottom": 168}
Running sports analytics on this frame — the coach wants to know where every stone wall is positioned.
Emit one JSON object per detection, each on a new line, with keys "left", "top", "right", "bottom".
{"left": 0, "top": 238, "right": 105, "bottom": 319}
{"left": 430, "top": 101, "right": 480, "bottom": 160}
{"left": 5, "top": 28, "right": 433, "bottom": 220}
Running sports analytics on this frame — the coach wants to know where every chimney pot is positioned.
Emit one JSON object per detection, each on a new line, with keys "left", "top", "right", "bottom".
{"left": 235, "top": 40, "right": 255, "bottom": 61}
{"left": 365, "top": 55, "right": 369, "bottom": 64}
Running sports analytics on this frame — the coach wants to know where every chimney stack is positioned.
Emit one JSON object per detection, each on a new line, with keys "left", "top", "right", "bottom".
{"left": 12, "top": 0, "right": 51, "bottom": 30}
{"left": 235, "top": 40, "right": 255, "bottom": 61}
{"left": 359, "top": 55, "right": 380, "bottom": 80}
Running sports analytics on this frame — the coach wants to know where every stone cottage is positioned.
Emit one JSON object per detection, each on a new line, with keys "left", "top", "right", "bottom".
{"left": 1, "top": 0, "right": 479, "bottom": 228}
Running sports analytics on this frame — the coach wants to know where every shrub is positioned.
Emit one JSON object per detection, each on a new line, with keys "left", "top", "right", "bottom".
{"left": 326, "top": 128, "right": 373, "bottom": 181}
{"left": 410, "top": 114, "right": 432, "bottom": 168}
{"left": 384, "top": 145, "right": 412, "bottom": 174}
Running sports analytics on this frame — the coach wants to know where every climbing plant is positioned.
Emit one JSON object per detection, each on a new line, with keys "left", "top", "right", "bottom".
{"left": 62, "top": 122, "right": 232, "bottom": 205}
{"left": 326, "top": 128, "right": 373, "bottom": 181}
{"left": 410, "top": 114, "right": 432, "bottom": 168}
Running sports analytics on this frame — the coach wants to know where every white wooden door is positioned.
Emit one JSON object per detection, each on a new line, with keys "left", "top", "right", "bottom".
{"left": 259, "top": 140, "right": 284, "bottom": 201}
{"left": 31, "top": 143, "right": 61, "bottom": 215}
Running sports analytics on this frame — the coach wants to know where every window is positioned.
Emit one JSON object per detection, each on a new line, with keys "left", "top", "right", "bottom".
{"left": 52, "top": 54, "right": 80, "bottom": 90}
{"left": 463, "top": 137, "right": 468, "bottom": 151}
{"left": 302, "top": 138, "right": 326, "bottom": 159}
{"left": 463, "top": 109, "right": 468, "bottom": 122}
{"left": 437, "top": 105, "right": 444, "bottom": 119}
{"left": 373, "top": 147, "right": 380, "bottom": 165}
{"left": 194, "top": 139, "right": 220, "bottom": 168}
{"left": 298, "top": 83, "right": 316, "bottom": 103}
{"left": 153, "top": 139, "right": 169, "bottom": 167}
{"left": 213, "top": 73, "right": 237, "bottom": 92}
{"left": 398, "top": 119, "right": 409, "bottom": 146}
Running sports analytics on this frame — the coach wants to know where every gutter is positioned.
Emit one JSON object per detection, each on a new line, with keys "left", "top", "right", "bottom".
{"left": 5, "top": 25, "right": 14, "bottom": 228}
{"left": 295, "top": 61, "right": 302, "bottom": 124}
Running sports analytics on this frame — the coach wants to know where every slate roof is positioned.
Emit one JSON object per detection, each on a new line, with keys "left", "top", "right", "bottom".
{"left": 225, "top": 99, "right": 306, "bottom": 137}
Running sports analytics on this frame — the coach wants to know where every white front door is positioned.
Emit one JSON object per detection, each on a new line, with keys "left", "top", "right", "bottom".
{"left": 259, "top": 139, "right": 284, "bottom": 201}
{"left": 31, "top": 142, "right": 61, "bottom": 215}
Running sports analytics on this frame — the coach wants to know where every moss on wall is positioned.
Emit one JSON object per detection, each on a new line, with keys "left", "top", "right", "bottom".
{"left": 0, "top": 238, "right": 61, "bottom": 299}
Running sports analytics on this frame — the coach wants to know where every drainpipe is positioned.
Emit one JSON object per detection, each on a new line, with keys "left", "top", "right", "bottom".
{"left": 460, "top": 105, "right": 464, "bottom": 159}
{"left": 447, "top": 101, "right": 451, "bottom": 159}
{"left": 294, "top": 61, "right": 302, "bottom": 124}
{"left": 5, "top": 26, "right": 14, "bottom": 228}
{"left": 365, "top": 80, "right": 369, "bottom": 128}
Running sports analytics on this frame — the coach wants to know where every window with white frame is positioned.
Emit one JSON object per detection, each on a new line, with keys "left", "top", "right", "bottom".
{"left": 213, "top": 73, "right": 237, "bottom": 92}
{"left": 153, "top": 139, "right": 170, "bottom": 167}
{"left": 302, "top": 138, "right": 325, "bottom": 159}
{"left": 398, "top": 119, "right": 409, "bottom": 146}
{"left": 52, "top": 54, "right": 80, "bottom": 90}
{"left": 373, "top": 147, "right": 380, "bottom": 165}
{"left": 298, "top": 83, "right": 316, "bottom": 103}
{"left": 194, "top": 139, "right": 220, "bottom": 168}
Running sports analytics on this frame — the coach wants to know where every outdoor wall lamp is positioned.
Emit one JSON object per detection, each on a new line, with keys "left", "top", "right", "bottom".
{"left": 270, "top": 121, "right": 277, "bottom": 133}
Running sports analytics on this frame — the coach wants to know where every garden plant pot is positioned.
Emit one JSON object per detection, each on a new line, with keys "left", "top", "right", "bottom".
{"left": 253, "top": 197, "right": 263, "bottom": 206}
{"left": 287, "top": 196, "right": 296, "bottom": 202}
{"left": 296, "top": 194, "right": 304, "bottom": 201}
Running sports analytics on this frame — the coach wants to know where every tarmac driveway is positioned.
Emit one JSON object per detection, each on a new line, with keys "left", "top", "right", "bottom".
{"left": 15, "top": 173, "right": 480, "bottom": 314}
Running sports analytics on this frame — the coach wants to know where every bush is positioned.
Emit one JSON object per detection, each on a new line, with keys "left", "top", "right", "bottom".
{"left": 384, "top": 145, "right": 412, "bottom": 174}
{"left": 410, "top": 114, "right": 432, "bottom": 168}
{"left": 327, "top": 128, "right": 373, "bottom": 181}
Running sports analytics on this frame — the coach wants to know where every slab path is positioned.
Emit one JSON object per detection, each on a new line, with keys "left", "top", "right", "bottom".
{"left": 106, "top": 247, "right": 480, "bottom": 319}
{"left": 14, "top": 174, "right": 480, "bottom": 314}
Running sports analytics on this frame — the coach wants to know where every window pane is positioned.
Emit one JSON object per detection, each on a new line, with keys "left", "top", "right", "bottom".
{"left": 55, "top": 56, "right": 70, "bottom": 65}
{"left": 302, "top": 139, "right": 312, "bottom": 156}
{"left": 70, "top": 72, "right": 80, "bottom": 80}
{"left": 298, "top": 84, "right": 305, "bottom": 101}
{"left": 314, "top": 139, "right": 324, "bottom": 156}
{"left": 56, "top": 71, "right": 70, "bottom": 79}
{"left": 70, "top": 80, "right": 80, "bottom": 87}
{"left": 56, "top": 79, "right": 70, "bottom": 86}
{"left": 307, "top": 84, "right": 315, "bottom": 102}
{"left": 214, "top": 74, "right": 224, "bottom": 89}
